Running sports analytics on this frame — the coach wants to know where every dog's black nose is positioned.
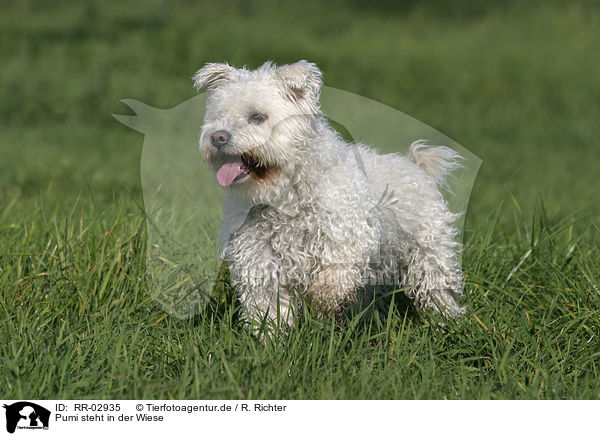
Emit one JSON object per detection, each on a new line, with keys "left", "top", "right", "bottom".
{"left": 210, "top": 130, "right": 231, "bottom": 148}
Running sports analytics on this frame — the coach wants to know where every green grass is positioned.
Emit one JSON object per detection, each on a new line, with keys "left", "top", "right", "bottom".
{"left": 1, "top": 0, "right": 599, "bottom": 399}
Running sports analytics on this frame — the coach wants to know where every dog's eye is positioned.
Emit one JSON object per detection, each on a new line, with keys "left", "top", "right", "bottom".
{"left": 248, "top": 112, "right": 267, "bottom": 125}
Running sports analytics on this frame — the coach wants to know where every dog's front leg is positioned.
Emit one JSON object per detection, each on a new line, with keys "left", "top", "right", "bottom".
{"left": 306, "top": 265, "right": 362, "bottom": 317}
{"left": 235, "top": 272, "right": 295, "bottom": 332}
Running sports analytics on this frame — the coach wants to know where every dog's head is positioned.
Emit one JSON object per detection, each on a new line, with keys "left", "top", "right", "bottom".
{"left": 194, "top": 61, "right": 323, "bottom": 201}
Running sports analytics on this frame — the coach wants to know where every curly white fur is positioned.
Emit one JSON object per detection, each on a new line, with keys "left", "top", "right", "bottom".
{"left": 194, "top": 60, "right": 466, "bottom": 328}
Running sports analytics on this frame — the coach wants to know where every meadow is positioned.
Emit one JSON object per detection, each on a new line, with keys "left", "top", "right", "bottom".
{"left": 1, "top": 0, "right": 599, "bottom": 399}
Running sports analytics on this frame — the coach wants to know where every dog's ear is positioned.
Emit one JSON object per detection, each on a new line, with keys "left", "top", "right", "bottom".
{"left": 275, "top": 60, "right": 323, "bottom": 104}
{"left": 193, "top": 63, "right": 235, "bottom": 91}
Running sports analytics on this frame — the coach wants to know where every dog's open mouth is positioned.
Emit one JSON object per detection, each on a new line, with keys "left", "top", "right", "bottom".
{"left": 215, "top": 153, "right": 266, "bottom": 187}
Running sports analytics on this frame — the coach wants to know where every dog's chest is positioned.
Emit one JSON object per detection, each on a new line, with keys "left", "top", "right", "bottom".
{"left": 224, "top": 207, "right": 324, "bottom": 282}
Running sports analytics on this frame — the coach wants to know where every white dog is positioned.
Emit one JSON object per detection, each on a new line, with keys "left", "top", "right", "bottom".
{"left": 194, "top": 60, "right": 465, "bottom": 329}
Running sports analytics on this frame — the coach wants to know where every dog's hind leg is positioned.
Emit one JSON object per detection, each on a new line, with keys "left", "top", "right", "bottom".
{"left": 403, "top": 217, "right": 466, "bottom": 319}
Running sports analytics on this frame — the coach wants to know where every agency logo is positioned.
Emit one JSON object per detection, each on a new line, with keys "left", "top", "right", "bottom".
{"left": 3, "top": 402, "right": 50, "bottom": 434}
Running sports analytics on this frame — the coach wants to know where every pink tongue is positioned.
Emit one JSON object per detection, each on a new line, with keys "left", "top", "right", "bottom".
{"left": 216, "top": 160, "right": 245, "bottom": 187}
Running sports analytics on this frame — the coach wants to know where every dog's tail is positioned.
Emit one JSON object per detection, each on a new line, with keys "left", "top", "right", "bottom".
{"left": 409, "top": 140, "right": 463, "bottom": 189}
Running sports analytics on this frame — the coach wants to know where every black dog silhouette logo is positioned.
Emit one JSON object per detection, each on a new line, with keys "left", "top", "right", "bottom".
{"left": 3, "top": 402, "right": 50, "bottom": 433}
